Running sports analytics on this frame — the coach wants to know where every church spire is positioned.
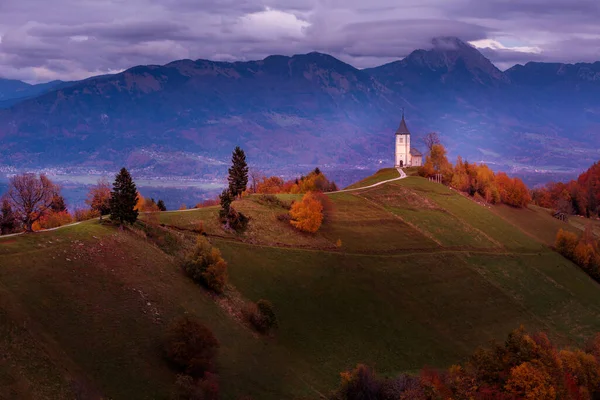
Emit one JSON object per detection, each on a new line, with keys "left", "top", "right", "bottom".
{"left": 395, "top": 109, "right": 410, "bottom": 135}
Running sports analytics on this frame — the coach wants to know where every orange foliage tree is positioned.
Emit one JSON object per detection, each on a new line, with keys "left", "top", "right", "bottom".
{"left": 254, "top": 168, "right": 338, "bottom": 195}
{"left": 419, "top": 144, "right": 453, "bottom": 183}
{"left": 289, "top": 192, "right": 324, "bottom": 233}
{"left": 85, "top": 178, "right": 111, "bottom": 220}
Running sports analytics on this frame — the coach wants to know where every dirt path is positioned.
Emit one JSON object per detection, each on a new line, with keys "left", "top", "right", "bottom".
{"left": 328, "top": 167, "right": 406, "bottom": 194}
{"left": 0, "top": 221, "right": 84, "bottom": 240}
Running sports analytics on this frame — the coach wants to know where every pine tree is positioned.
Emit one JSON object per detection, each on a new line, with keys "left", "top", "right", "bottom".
{"left": 219, "top": 189, "right": 233, "bottom": 216}
{"left": 157, "top": 199, "right": 167, "bottom": 211}
{"left": 110, "top": 168, "right": 139, "bottom": 225}
{"left": 227, "top": 146, "right": 248, "bottom": 198}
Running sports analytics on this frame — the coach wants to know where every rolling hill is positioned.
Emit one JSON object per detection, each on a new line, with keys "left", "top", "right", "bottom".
{"left": 1, "top": 37, "right": 600, "bottom": 181}
{"left": 1, "top": 173, "right": 599, "bottom": 399}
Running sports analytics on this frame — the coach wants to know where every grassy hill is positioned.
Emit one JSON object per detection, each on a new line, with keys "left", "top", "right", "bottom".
{"left": 2, "top": 175, "right": 600, "bottom": 399}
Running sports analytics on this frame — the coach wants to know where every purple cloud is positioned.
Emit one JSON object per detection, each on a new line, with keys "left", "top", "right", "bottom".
{"left": 0, "top": 0, "right": 598, "bottom": 82}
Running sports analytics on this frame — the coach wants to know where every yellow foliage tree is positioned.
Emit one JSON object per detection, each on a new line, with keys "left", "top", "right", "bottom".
{"left": 420, "top": 144, "right": 453, "bottom": 183}
{"left": 289, "top": 192, "right": 324, "bottom": 233}
{"left": 505, "top": 361, "right": 556, "bottom": 400}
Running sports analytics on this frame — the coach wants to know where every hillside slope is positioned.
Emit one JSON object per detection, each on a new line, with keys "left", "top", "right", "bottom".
{"left": 2, "top": 175, "right": 600, "bottom": 399}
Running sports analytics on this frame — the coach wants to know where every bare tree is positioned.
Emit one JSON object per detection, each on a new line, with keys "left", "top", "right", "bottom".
{"left": 7, "top": 173, "right": 59, "bottom": 232}
{"left": 422, "top": 132, "right": 441, "bottom": 153}
{"left": 248, "top": 168, "right": 264, "bottom": 194}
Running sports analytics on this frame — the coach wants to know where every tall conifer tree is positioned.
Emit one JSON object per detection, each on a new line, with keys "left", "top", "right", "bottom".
{"left": 110, "top": 168, "right": 139, "bottom": 225}
{"left": 227, "top": 146, "right": 248, "bottom": 198}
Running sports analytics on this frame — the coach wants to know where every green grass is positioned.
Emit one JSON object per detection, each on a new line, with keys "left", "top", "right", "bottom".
{"left": 4, "top": 172, "right": 600, "bottom": 399}
{"left": 0, "top": 221, "right": 316, "bottom": 399}
{"left": 357, "top": 183, "right": 497, "bottom": 248}
{"left": 394, "top": 178, "right": 544, "bottom": 251}
{"left": 492, "top": 204, "right": 582, "bottom": 246}
{"left": 344, "top": 168, "right": 400, "bottom": 189}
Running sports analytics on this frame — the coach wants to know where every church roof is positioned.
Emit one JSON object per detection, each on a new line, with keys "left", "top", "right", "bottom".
{"left": 395, "top": 113, "right": 411, "bottom": 135}
{"left": 410, "top": 148, "right": 422, "bottom": 157}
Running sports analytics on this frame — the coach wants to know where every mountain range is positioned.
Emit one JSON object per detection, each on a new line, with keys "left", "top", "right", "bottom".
{"left": 1, "top": 37, "right": 599, "bottom": 181}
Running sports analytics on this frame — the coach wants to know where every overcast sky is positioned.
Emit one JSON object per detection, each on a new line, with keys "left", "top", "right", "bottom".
{"left": 1, "top": 0, "right": 599, "bottom": 83}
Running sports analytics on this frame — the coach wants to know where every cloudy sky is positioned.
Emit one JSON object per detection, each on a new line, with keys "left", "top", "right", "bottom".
{"left": 0, "top": 0, "right": 599, "bottom": 83}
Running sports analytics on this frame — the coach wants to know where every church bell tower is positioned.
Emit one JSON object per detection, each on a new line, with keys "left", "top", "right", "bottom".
{"left": 394, "top": 109, "right": 411, "bottom": 167}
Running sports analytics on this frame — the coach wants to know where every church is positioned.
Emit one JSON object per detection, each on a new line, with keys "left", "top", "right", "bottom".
{"left": 394, "top": 112, "right": 422, "bottom": 168}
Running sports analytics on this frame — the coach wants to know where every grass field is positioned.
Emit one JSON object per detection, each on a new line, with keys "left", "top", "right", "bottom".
{"left": 344, "top": 168, "right": 399, "bottom": 189}
{"left": 3, "top": 174, "right": 600, "bottom": 399}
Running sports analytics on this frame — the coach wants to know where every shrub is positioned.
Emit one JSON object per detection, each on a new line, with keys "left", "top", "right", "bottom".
{"left": 163, "top": 316, "right": 219, "bottom": 378}
{"left": 276, "top": 213, "right": 291, "bottom": 222}
{"left": 37, "top": 210, "right": 73, "bottom": 229}
{"left": 555, "top": 229, "right": 579, "bottom": 260}
{"left": 245, "top": 300, "right": 278, "bottom": 333}
{"left": 170, "top": 373, "right": 219, "bottom": 400}
{"left": 73, "top": 208, "right": 100, "bottom": 222}
{"left": 333, "top": 364, "right": 383, "bottom": 400}
{"left": 289, "top": 192, "right": 324, "bottom": 233}
{"left": 183, "top": 236, "right": 228, "bottom": 293}
{"left": 223, "top": 207, "right": 250, "bottom": 233}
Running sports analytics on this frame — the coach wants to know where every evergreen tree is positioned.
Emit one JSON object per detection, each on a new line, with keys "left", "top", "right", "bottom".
{"left": 157, "top": 199, "right": 167, "bottom": 211}
{"left": 0, "top": 199, "right": 16, "bottom": 234}
{"left": 219, "top": 189, "right": 233, "bottom": 216}
{"left": 227, "top": 146, "right": 248, "bottom": 198}
{"left": 110, "top": 168, "right": 139, "bottom": 225}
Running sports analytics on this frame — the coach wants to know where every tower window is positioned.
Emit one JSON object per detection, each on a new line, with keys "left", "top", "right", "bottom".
{"left": 398, "top": 137, "right": 404, "bottom": 144}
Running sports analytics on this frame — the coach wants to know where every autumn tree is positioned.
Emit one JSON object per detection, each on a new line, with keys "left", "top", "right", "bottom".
{"left": 420, "top": 143, "right": 453, "bottom": 183}
{"left": 423, "top": 132, "right": 441, "bottom": 153}
{"left": 289, "top": 192, "right": 324, "bottom": 233}
{"left": 0, "top": 198, "right": 17, "bottom": 234}
{"left": 50, "top": 194, "right": 67, "bottom": 212}
{"left": 85, "top": 178, "right": 111, "bottom": 220}
{"left": 6, "top": 173, "right": 59, "bottom": 232}
{"left": 135, "top": 193, "right": 159, "bottom": 212}
{"left": 256, "top": 176, "right": 285, "bottom": 194}
{"left": 227, "top": 146, "right": 248, "bottom": 198}
{"left": 505, "top": 361, "right": 556, "bottom": 400}
{"left": 109, "top": 168, "right": 139, "bottom": 225}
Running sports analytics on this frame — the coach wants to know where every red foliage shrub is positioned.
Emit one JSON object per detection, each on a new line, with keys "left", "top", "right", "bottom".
{"left": 163, "top": 316, "right": 220, "bottom": 378}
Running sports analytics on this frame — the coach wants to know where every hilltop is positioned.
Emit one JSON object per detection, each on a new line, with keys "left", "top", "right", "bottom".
{"left": 1, "top": 172, "right": 600, "bottom": 399}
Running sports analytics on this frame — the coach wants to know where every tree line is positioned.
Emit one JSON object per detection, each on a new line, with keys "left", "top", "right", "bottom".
{"left": 533, "top": 161, "right": 600, "bottom": 218}
{"left": 419, "top": 143, "right": 531, "bottom": 208}
{"left": 332, "top": 326, "right": 600, "bottom": 400}
{"left": 0, "top": 167, "right": 167, "bottom": 234}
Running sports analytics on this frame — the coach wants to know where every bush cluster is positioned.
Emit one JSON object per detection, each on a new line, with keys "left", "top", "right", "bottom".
{"left": 170, "top": 373, "right": 219, "bottom": 400}
{"left": 183, "top": 236, "right": 228, "bottom": 293}
{"left": 163, "top": 316, "right": 220, "bottom": 378}
{"left": 555, "top": 228, "right": 600, "bottom": 282}
{"left": 332, "top": 326, "right": 600, "bottom": 400}
{"left": 251, "top": 168, "right": 338, "bottom": 194}
{"left": 257, "top": 194, "right": 291, "bottom": 209}
{"left": 244, "top": 299, "right": 278, "bottom": 334}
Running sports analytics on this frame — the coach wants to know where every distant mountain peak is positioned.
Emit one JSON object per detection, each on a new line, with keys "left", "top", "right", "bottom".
{"left": 431, "top": 36, "right": 472, "bottom": 51}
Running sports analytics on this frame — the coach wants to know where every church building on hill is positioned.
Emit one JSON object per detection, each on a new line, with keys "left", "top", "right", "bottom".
{"left": 394, "top": 112, "right": 422, "bottom": 168}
